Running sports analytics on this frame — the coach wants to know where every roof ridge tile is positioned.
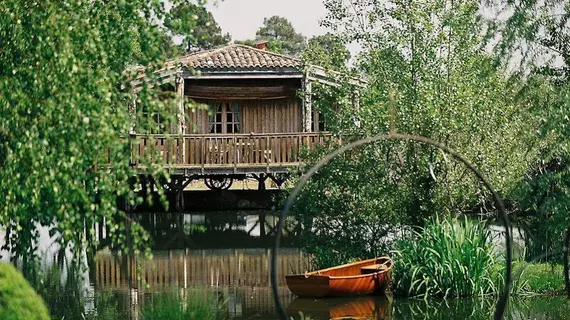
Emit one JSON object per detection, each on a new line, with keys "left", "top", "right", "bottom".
{"left": 171, "top": 44, "right": 300, "bottom": 70}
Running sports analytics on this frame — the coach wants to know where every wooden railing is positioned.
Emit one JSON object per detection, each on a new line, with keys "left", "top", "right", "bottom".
{"left": 131, "top": 132, "right": 331, "bottom": 171}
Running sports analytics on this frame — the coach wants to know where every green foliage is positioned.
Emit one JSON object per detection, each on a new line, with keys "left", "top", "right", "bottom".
{"left": 497, "top": 2, "right": 570, "bottom": 266}
{"left": 301, "top": 33, "right": 351, "bottom": 71}
{"left": 353, "top": 0, "right": 539, "bottom": 213}
{"left": 512, "top": 156, "right": 570, "bottom": 263}
{"left": 392, "top": 216, "right": 497, "bottom": 298}
{"left": 328, "top": 0, "right": 540, "bottom": 216}
{"left": 141, "top": 291, "right": 226, "bottom": 320}
{"left": 164, "top": 1, "right": 230, "bottom": 53}
{"left": 291, "top": 139, "right": 413, "bottom": 269}
{"left": 238, "top": 16, "right": 306, "bottom": 56}
{"left": 0, "top": 0, "right": 179, "bottom": 267}
{"left": 292, "top": 0, "right": 544, "bottom": 271}
{"left": 0, "top": 263, "right": 50, "bottom": 320}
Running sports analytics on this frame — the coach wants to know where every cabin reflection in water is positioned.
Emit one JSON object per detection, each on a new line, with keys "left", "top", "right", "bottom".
{"left": 94, "top": 249, "right": 310, "bottom": 289}
{"left": 93, "top": 249, "right": 305, "bottom": 319}
{"left": 92, "top": 212, "right": 392, "bottom": 319}
{"left": 93, "top": 249, "right": 392, "bottom": 319}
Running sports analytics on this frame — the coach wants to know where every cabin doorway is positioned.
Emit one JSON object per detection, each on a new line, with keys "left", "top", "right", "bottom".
{"left": 209, "top": 102, "right": 241, "bottom": 134}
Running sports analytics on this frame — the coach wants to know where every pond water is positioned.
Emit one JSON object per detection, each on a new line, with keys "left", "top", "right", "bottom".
{"left": 2, "top": 211, "right": 569, "bottom": 319}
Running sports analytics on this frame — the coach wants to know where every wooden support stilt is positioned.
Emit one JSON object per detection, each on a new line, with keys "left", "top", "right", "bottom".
{"left": 141, "top": 175, "right": 148, "bottom": 199}
{"left": 259, "top": 213, "right": 266, "bottom": 237}
{"left": 169, "top": 175, "right": 192, "bottom": 212}
{"left": 256, "top": 174, "right": 267, "bottom": 191}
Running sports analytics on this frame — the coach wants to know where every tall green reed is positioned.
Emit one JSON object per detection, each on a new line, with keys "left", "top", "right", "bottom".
{"left": 392, "top": 216, "right": 498, "bottom": 298}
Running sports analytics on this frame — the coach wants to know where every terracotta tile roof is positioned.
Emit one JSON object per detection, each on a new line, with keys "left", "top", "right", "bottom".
{"left": 177, "top": 44, "right": 301, "bottom": 69}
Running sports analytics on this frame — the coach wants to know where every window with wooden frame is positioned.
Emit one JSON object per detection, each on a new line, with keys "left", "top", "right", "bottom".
{"left": 311, "top": 111, "right": 327, "bottom": 132}
{"left": 139, "top": 105, "right": 168, "bottom": 134}
{"left": 311, "top": 102, "right": 340, "bottom": 132}
{"left": 137, "top": 84, "right": 176, "bottom": 134}
{"left": 209, "top": 102, "right": 241, "bottom": 134}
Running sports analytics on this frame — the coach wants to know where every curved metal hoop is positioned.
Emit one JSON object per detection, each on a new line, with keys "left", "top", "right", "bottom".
{"left": 270, "top": 133, "right": 512, "bottom": 320}
{"left": 564, "top": 227, "right": 570, "bottom": 299}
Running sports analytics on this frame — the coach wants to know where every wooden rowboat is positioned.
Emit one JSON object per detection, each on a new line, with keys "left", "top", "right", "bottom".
{"left": 285, "top": 256, "right": 393, "bottom": 297}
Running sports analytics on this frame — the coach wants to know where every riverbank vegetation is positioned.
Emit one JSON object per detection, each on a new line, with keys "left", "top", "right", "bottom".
{"left": 513, "top": 263, "right": 566, "bottom": 295}
{"left": 391, "top": 216, "right": 567, "bottom": 298}
{"left": 393, "top": 216, "right": 497, "bottom": 298}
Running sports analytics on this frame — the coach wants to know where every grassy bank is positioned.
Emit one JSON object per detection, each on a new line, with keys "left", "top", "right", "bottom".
{"left": 514, "top": 262, "right": 566, "bottom": 294}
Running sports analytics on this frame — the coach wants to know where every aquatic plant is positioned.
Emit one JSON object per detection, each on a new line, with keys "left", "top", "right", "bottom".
{"left": 34, "top": 264, "right": 121, "bottom": 320}
{"left": 392, "top": 216, "right": 498, "bottom": 298}
{"left": 141, "top": 290, "right": 226, "bottom": 320}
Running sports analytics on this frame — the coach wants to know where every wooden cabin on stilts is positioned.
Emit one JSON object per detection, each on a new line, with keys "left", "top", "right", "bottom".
{"left": 128, "top": 43, "right": 362, "bottom": 210}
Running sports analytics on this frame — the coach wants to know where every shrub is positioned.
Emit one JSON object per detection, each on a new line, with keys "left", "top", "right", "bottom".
{"left": 0, "top": 263, "right": 50, "bottom": 320}
{"left": 392, "top": 216, "right": 498, "bottom": 298}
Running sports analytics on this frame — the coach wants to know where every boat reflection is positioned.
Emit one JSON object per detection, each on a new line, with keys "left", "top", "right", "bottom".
{"left": 287, "top": 295, "right": 392, "bottom": 320}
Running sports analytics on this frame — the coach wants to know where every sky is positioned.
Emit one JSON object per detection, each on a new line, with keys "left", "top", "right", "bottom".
{"left": 206, "top": 0, "right": 329, "bottom": 42}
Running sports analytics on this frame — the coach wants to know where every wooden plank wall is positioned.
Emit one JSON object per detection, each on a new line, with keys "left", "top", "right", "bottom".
{"left": 241, "top": 97, "right": 301, "bottom": 134}
{"left": 186, "top": 97, "right": 302, "bottom": 134}
{"left": 186, "top": 105, "right": 209, "bottom": 134}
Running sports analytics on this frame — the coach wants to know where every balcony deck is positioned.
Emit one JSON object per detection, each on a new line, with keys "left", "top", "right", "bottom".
{"left": 130, "top": 132, "right": 331, "bottom": 175}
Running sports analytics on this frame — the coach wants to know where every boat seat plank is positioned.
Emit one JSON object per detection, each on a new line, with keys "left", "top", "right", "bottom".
{"left": 360, "top": 264, "right": 387, "bottom": 274}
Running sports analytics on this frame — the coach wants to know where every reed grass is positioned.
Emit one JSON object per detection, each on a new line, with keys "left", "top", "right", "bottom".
{"left": 392, "top": 216, "right": 498, "bottom": 298}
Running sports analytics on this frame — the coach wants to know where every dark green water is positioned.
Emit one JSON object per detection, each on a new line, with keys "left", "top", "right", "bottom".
{"left": 3, "top": 212, "right": 570, "bottom": 319}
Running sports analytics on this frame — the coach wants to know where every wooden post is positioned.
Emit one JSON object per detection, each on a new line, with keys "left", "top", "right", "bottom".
{"left": 302, "top": 69, "right": 312, "bottom": 132}
{"left": 260, "top": 212, "right": 266, "bottom": 237}
{"left": 352, "top": 89, "right": 360, "bottom": 112}
{"left": 176, "top": 74, "right": 186, "bottom": 163}
{"left": 352, "top": 89, "right": 361, "bottom": 128}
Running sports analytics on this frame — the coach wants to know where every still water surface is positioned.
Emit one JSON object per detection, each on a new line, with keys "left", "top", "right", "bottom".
{"left": 3, "top": 212, "right": 570, "bottom": 319}
{"left": 53, "top": 248, "right": 570, "bottom": 319}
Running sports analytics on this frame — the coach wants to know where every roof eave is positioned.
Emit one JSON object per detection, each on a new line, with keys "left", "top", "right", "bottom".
{"left": 182, "top": 67, "right": 303, "bottom": 79}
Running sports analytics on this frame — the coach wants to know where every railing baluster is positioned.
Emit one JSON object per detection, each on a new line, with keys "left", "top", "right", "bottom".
{"left": 233, "top": 136, "right": 237, "bottom": 170}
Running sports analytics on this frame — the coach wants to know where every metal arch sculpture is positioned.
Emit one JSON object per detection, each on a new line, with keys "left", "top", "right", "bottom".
{"left": 270, "top": 132, "right": 513, "bottom": 320}
{"left": 563, "top": 227, "right": 570, "bottom": 299}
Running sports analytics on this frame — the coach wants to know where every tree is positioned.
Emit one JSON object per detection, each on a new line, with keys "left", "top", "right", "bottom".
{"left": 238, "top": 16, "right": 306, "bottom": 56}
{"left": 485, "top": 1, "right": 570, "bottom": 263}
{"left": 290, "top": 0, "right": 543, "bottom": 267}
{"left": 301, "top": 33, "right": 351, "bottom": 71}
{"left": 0, "top": 0, "right": 178, "bottom": 270}
{"left": 164, "top": 2, "right": 230, "bottom": 53}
